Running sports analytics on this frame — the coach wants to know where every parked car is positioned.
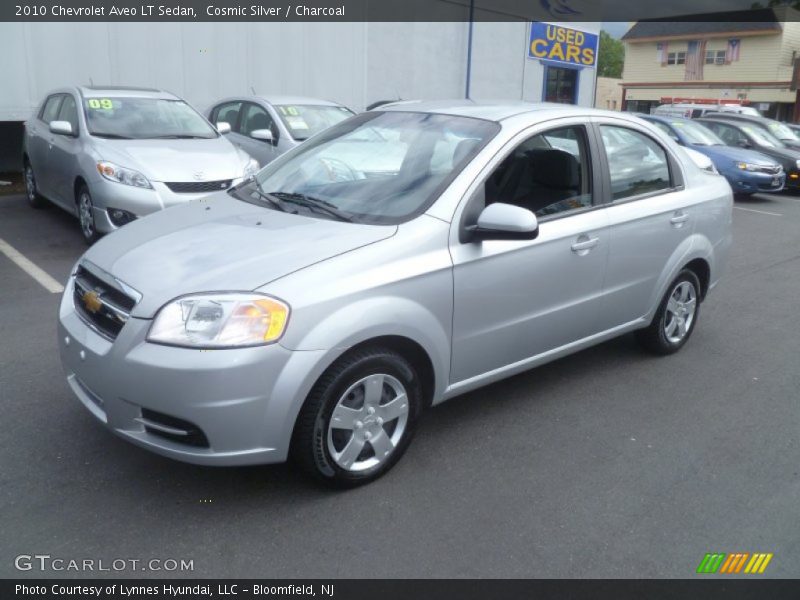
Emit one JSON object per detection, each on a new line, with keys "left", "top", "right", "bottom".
{"left": 207, "top": 95, "right": 354, "bottom": 166}
{"left": 652, "top": 103, "right": 760, "bottom": 118}
{"left": 23, "top": 86, "right": 259, "bottom": 244}
{"left": 697, "top": 117, "right": 800, "bottom": 190}
{"left": 701, "top": 112, "right": 800, "bottom": 150}
{"left": 785, "top": 122, "right": 800, "bottom": 136}
{"left": 641, "top": 115, "right": 785, "bottom": 195}
{"left": 59, "top": 103, "right": 732, "bottom": 486}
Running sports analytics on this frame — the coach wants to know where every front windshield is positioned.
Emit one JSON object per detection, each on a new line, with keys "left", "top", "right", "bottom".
{"left": 742, "top": 124, "right": 783, "bottom": 148}
{"left": 764, "top": 120, "right": 799, "bottom": 142}
{"left": 275, "top": 104, "right": 355, "bottom": 141}
{"left": 83, "top": 97, "right": 217, "bottom": 139}
{"left": 669, "top": 120, "right": 724, "bottom": 146}
{"left": 248, "top": 111, "right": 499, "bottom": 224}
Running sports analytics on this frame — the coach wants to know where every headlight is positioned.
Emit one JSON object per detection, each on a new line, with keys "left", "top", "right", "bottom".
{"left": 147, "top": 293, "right": 289, "bottom": 348}
{"left": 735, "top": 162, "right": 760, "bottom": 172}
{"left": 795, "top": 159, "right": 800, "bottom": 170}
{"left": 97, "top": 161, "right": 152, "bottom": 189}
{"left": 243, "top": 158, "right": 260, "bottom": 180}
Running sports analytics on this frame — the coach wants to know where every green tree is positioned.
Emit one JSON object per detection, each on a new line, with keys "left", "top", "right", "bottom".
{"left": 598, "top": 30, "right": 625, "bottom": 78}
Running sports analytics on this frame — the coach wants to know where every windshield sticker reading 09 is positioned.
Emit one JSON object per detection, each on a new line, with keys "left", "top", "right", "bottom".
{"left": 87, "top": 98, "right": 114, "bottom": 110}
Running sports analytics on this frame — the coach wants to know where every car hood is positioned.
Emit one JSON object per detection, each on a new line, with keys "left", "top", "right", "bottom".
{"left": 92, "top": 136, "right": 251, "bottom": 182}
{"left": 81, "top": 193, "right": 397, "bottom": 318}
{"left": 693, "top": 144, "right": 778, "bottom": 166}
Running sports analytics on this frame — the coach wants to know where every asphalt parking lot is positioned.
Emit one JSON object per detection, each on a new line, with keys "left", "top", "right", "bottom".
{"left": 1, "top": 190, "right": 799, "bottom": 579}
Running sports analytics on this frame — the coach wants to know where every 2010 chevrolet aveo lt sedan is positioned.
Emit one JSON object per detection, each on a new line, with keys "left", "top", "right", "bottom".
{"left": 59, "top": 101, "right": 732, "bottom": 486}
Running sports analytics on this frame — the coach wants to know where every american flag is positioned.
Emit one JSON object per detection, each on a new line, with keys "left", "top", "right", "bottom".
{"left": 685, "top": 40, "right": 707, "bottom": 81}
{"left": 727, "top": 39, "right": 741, "bottom": 62}
{"left": 657, "top": 41, "right": 669, "bottom": 65}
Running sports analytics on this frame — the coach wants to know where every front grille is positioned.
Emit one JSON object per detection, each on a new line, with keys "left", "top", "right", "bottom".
{"left": 165, "top": 180, "right": 232, "bottom": 193}
{"left": 139, "top": 408, "right": 210, "bottom": 448}
{"left": 756, "top": 165, "right": 782, "bottom": 175}
{"left": 73, "top": 265, "right": 136, "bottom": 340}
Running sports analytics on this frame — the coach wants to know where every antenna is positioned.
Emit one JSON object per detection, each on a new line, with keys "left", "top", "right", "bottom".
{"left": 250, "top": 86, "right": 257, "bottom": 95}
{"left": 89, "top": 77, "right": 94, "bottom": 86}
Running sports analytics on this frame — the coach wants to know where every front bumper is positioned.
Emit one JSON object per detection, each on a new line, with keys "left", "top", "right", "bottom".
{"left": 58, "top": 276, "right": 326, "bottom": 466}
{"left": 88, "top": 177, "right": 245, "bottom": 235}
{"left": 728, "top": 170, "right": 785, "bottom": 194}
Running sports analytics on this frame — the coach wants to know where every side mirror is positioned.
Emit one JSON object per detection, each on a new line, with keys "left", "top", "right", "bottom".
{"left": 468, "top": 203, "right": 539, "bottom": 242}
{"left": 216, "top": 121, "right": 231, "bottom": 134}
{"left": 738, "top": 139, "right": 751, "bottom": 148}
{"left": 49, "top": 120, "right": 73, "bottom": 136}
{"left": 250, "top": 129, "right": 274, "bottom": 143}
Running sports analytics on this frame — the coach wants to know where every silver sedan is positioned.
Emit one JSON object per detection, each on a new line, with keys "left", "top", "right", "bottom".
{"left": 59, "top": 102, "right": 732, "bottom": 486}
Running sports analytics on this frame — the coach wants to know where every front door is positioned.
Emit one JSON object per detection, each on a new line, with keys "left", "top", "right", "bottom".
{"left": 450, "top": 121, "right": 610, "bottom": 384}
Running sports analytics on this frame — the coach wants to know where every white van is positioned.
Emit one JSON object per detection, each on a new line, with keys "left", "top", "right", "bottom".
{"left": 652, "top": 103, "right": 761, "bottom": 118}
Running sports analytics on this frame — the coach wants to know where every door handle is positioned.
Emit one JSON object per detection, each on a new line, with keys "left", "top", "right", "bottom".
{"left": 670, "top": 211, "right": 689, "bottom": 227}
{"left": 571, "top": 236, "right": 599, "bottom": 253}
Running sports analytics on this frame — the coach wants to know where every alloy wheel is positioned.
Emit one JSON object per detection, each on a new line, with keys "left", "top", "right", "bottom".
{"left": 79, "top": 192, "right": 95, "bottom": 240}
{"left": 664, "top": 280, "right": 697, "bottom": 344}
{"left": 25, "top": 166, "right": 36, "bottom": 202}
{"left": 326, "top": 373, "right": 409, "bottom": 472}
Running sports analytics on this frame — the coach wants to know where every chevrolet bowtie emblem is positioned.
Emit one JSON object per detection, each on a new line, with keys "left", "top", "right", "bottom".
{"left": 82, "top": 290, "right": 103, "bottom": 314}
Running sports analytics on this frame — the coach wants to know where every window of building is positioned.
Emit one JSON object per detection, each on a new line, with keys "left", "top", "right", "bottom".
{"left": 705, "top": 50, "right": 726, "bottom": 65}
{"left": 544, "top": 67, "right": 578, "bottom": 104}
{"left": 667, "top": 52, "right": 686, "bottom": 65}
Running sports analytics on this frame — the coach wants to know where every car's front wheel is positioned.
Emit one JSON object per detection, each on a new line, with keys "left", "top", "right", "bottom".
{"left": 636, "top": 269, "right": 701, "bottom": 355}
{"left": 292, "top": 347, "right": 423, "bottom": 487}
{"left": 24, "top": 162, "right": 47, "bottom": 209}
{"left": 77, "top": 185, "right": 100, "bottom": 245}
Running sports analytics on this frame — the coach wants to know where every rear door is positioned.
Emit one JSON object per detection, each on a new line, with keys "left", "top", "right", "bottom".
{"left": 593, "top": 118, "right": 697, "bottom": 327}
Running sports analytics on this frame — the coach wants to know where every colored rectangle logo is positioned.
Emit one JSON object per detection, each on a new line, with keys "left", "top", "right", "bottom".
{"left": 697, "top": 553, "right": 773, "bottom": 574}
{"left": 528, "top": 22, "right": 598, "bottom": 67}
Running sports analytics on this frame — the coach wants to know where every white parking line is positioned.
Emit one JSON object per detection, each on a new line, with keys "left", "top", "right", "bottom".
{"left": 0, "top": 237, "right": 64, "bottom": 294}
{"left": 734, "top": 206, "right": 783, "bottom": 217}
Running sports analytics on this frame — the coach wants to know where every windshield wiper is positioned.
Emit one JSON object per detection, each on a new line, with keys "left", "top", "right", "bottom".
{"left": 91, "top": 133, "right": 133, "bottom": 139}
{"left": 148, "top": 134, "right": 211, "bottom": 139}
{"left": 267, "top": 192, "right": 354, "bottom": 222}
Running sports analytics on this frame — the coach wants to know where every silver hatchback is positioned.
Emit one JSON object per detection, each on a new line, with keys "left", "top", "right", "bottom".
{"left": 58, "top": 102, "right": 732, "bottom": 486}
{"left": 23, "top": 86, "right": 260, "bottom": 244}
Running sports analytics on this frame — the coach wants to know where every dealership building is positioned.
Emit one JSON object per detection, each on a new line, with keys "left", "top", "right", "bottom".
{"left": 0, "top": 20, "right": 600, "bottom": 171}
{"left": 621, "top": 7, "right": 800, "bottom": 121}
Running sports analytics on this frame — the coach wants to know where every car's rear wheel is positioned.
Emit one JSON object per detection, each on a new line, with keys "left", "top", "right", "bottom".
{"left": 24, "top": 162, "right": 47, "bottom": 209}
{"left": 77, "top": 185, "right": 100, "bottom": 245}
{"left": 292, "top": 347, "right": 422, "bottom": 487}
{"left": 636, "top": 269, "right": 701, "bottom": 355}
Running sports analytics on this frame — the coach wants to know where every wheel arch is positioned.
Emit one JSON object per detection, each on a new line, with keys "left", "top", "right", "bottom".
{"left": 73, "top": 175, "right": 88, "bottom": 205}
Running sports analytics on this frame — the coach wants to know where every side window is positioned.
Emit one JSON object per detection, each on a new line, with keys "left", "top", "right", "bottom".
{"left": 599, "top": 125, "right": 671, "bottom": 201}
{"left": 213, "top": 101, "right": 242, "bottom": 132}
{"left": 483, "top": 125, "right": 592, "bottom": 218}
{"left": 57, "top": 95, "right": 79, "bottom": 134}
{"left": 712, "top": 123, "right": 742, "bottom": 146}
{"left": 240, "top": 103, "right": 277, "bottom": 140}
{"left": 39, "top": 95, "right": 63, "bottom": 123}
{"left": 651, "top": 121, "right": 679, "bottom": 142}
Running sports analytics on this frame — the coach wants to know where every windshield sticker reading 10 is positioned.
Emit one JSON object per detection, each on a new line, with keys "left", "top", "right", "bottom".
{"left": 528, "top": 23, "right": 598, "bottom": 67}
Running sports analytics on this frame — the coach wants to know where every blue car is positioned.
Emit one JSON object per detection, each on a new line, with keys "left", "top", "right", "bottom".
{"left": 641, "top": 115, "right": 785, "bottom": 195}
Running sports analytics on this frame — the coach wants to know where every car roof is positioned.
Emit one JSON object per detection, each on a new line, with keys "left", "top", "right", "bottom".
{"left": 374, "top": 99, "right": 623, "bottom": 122}
{"left": 641, "top": 114, "right": 689, "bottom": 124}
{"left": 76, "top": 85, "right": 179, "bottom": 100}
{"left": 215, "top": 95, "right": 346, "bottom": 107}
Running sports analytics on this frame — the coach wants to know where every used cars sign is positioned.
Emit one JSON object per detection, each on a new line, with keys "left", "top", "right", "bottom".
{"left": 528, "top": 22, "right": 598, "bottom": 67}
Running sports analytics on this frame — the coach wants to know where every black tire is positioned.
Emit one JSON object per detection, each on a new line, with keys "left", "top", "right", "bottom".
{"left": 76, "top": 184, "right": 100, "bottom": 245}
{"left": 636, "top": 269, "right": 701, "bottom": 356}
{"left": 23, "top": 161, "right": 48, "bottom": 209}
{"left": 291, "top": 347, "right": 423, "bottom": 487}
